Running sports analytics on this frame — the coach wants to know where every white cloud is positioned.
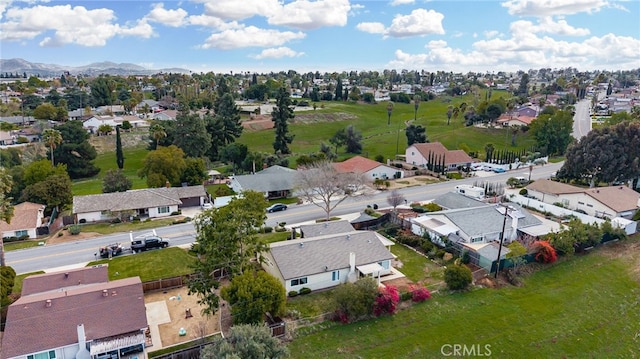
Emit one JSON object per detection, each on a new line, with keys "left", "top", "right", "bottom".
{"left": 510, "top": 17, "right": 590, "bottom": 36}
{"left": 252, "top": 47, "right": 305, "bottom": 59}
{"left": 356, "top": 22, "right": 386, "bottom": 34}
{"left": 268, "top": 0, "right": 351, "bottom": 30}
{"left": 145, "top": 3, "right": 188, "bottom": 27}
{"left": 200, "top": 26, "right": 305, "bottom": 50}
{"left": 501, "top": 0, "right": 610, "bottom": 16}
{"left": 0, "top": 4, "right": 153, "bottom": 46}
{"left": 391, "top": 0, "right": 415, "bottom": 5}
{"left": 194, "top": 0, "right": 280, "bottom": 21}
{"left": 484, "top": 30, "right": 500, "bottom": 39}
{"left": 385, "top": 9, "right": 445, "bottom": 38}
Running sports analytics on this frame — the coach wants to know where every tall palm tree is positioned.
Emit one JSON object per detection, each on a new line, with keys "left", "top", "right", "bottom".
{"left": 446, "top": 105, "right": 453, "bottom": 125}
{"left": 150, "top": 123, "right": 166, "bottom": 148}
{"left": 42, "top": 128, "right": 62, "bottom": 166}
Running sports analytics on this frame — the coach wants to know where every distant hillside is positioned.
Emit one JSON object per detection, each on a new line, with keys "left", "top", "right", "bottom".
{"left": 0, "top": 58, "right": 190, "bottom": 77}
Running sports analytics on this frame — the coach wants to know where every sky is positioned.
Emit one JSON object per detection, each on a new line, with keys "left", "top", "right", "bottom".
{"left": 1, "top": 0, "right": 639, "bottom": 74}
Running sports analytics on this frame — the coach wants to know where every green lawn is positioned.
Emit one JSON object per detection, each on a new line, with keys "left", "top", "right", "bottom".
{"left": 72, "top": 145, "right": 149, "bottom": 195}
{"left": 79, "top": 217, "right": 183, "bottom": 235}
{"left": 391, "top": 241, "right": 443, "bottom": 284}
{"left": 288, "top": 242, "right": 640, "bottom": 358}
{"left": 88, "top": 247, "right": 196, "bottom": 282}
{"left": 4, "top": 240, "right": 43, "bottom": 251}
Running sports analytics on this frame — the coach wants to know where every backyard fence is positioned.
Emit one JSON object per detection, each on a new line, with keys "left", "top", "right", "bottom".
{"left": 142, "top": 275, "right": 193, "bottom": 293}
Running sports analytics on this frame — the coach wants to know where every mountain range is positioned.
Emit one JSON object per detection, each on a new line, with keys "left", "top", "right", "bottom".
{"left": 0, "top": 58, "right": 191, "bottom": 77}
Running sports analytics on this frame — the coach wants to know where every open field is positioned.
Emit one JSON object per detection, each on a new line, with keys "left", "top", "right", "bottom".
{"left": 288, "top": 238, "right": 640, "bottom": 358}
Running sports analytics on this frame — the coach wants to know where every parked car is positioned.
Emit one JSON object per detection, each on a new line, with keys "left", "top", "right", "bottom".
{"left": 202, "top": 202, "right": 213, "bottom": 210}
{"left": 130, "top": 230, "right": 169, "bottom": 252}
{"left": 493, "top": 167, "right": 506, "bottom": 173}
{"left": 99, "top": 243, "right": 123, "bottom": 258}
{"left": 470, "top": 164, "right": 483, "bottom": 171}
{"left": 266, "top": 203, "right": 288, "bottom": 213}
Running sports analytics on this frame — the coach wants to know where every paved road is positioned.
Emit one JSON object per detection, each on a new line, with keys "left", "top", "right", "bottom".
{"left": 6, "top": 162, "right": 563, "bottom": 275}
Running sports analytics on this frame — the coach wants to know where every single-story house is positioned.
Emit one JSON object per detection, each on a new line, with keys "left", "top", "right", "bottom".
{"left": 82, "top": 116, "right": 121, "bottom": 133}
{"left": 526, "top": 180, "right": 640, "bottom": 219}
{"left": 0, "top": 202, "right": 46, "bottom": 239}
{"left": 262, "top": 230, "right": 395, "bottom": 293}
{"left": 299, "top": 220, "right": 355, "bottom": 238}
{"left": 0, "top": 130, "right": 15, "bottom": 145}
{"left": 151, "top": 110, "right": 177, "bottom": 121}
{"left": 496, "top": 114, "right": 535, "bottom": 127}
{"left": 411, "top": 204, "right": 542, "bottom": 246}
{"left": 228, "top": 165, "right": 297, "bottom": 199}
{"left": 432, "top": 192, "right": 487, "bottom": 210}
{"left": 73, "top": 185, "right": 206, "bottom": 223}
{"left": 0, "top": 116, "right": 35, "bottom": 126}
{"left": 0, "top": 265, "right": 148, "bottom": 359}
{"left": 514, "top": 106, "right": 538, "bottom": 118}
{"left": 405, "top": 142, "right": 473, "bottom": 172}
{"left": 333, "top": 155, "right": 403, "bottom": 181}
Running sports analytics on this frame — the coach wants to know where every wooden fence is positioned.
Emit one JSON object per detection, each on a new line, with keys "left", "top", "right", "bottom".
{"left": 142, "top": 275, "right": 192, "bottom": 293}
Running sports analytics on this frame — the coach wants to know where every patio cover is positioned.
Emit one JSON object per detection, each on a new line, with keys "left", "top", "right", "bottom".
{"left": 356, "top": 263, "right": 385, "bottom": 275}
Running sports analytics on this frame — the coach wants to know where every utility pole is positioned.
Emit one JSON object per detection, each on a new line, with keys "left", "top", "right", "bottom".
{"left": 494, "top": 203, "right": 509, "bottom": 279}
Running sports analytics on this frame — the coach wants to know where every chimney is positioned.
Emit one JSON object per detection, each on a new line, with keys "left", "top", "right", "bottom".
{"left": 349, "top": 252, "right": 356, "bottom": 273}
{"left": 102, "top": 289, "right": 108, "bottom": 297}
{"left": 165, "top": 180, "right": 170, "bottom": 188}
{"left": 45, "top": 299, "right": 52, "bottom": 307}
{"left": 64, "top": 273, "right": 69, "bottom": 279}
{"left": 76, "top": 324, "right": 91, "bottom": 359}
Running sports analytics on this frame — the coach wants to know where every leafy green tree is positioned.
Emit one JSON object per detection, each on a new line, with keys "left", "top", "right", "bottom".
{"left": 220, "top": 143, "right": 248, "bottom": 173}
{"left": 0, "top": 168, "right": 15, "bottom": 266}
{"left": 180, "top": 157, "right": 207, "bottom": 186}
{"left": 33, "top": 103, "right": 58, "bottom": 121}
{"left": 272, "top": 87, "right": 294, "bottom": 154}
{"left": 115, "top": 126, "right": 124, "bottom": 169}
{"left": 332, "top": 277, "right": 378, "bottom": 323}
{"left": 53, "top": 120, "right": 100, "bottom": 179}
{"left": 149, "top": 123, "right": 167, "bottom": 149}
{"left": 102, "top": 169, "right": 132, "bottom": 193}
{"left": 1, "top": 266, "right": 16, "bottom": 306}
{"left": 189, "top": 191, "right": 268, "bottom": 315}
{"left": 558, "top": 121, "right": 640, "bottom": 185}
{"left": 138, "top": 145, "right": 186, "bottom": 187}
{"left": 20, "top": 170, "right": 72, "bottom": 212}
{"left": 329, "top": 128, "right": 347, "bottom": 154}
{"left": 335, "top": 78, "right": 342, "bottom": 101}
{"left": 529, "top": 110, "right": 573, "bottom": 156}
{"left": 221, "top": 271, "right": 286, "bottom": 325}
{"left": 42, "top": 128, "right": 62, "bottom": 166}
{"left": 22, "top": 159, "right": 67, "bottom": 186}
{"left": 90, "top": 75, "right": 116, "bottom": 107}
{"left": 200, "top": 324, "right": 289, "bottom": 359}
{"left": 98, "top": 124, "right": 113, "bottom": 135}
{"left": 444, "top": 264, "right": 472, "bottom": 290}
{"left": 405, "top": 124, "right": 427, "bottom": 145}
{"left": 506, "top": 241, "right": 527, "bottom": 273}
{"left": 344, "top": 125, "right": 362, "bottom": 154}
{"left": 173, "top": 111, "right": 211, "bottom": 158}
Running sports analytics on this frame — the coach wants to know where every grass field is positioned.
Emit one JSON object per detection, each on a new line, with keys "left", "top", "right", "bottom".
{"left": 288, "top": 239, "right": 640, "bottom": 358}
{"left": 69, "top": 93, "right": 535, "bottom": 196}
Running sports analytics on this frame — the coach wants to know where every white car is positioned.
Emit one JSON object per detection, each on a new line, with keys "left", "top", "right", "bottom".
{"left": 201, "top": 202, "right": 213, "bottom": 210}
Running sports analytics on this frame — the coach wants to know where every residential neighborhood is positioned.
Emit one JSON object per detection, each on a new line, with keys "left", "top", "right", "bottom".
{"left": 1, "top": 62, "right": 639, "bottom": 359}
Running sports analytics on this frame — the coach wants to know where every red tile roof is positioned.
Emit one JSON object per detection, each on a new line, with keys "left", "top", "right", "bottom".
{"left": 333, "top": 156, "right": 384, "bottom": 173}
{"left": 409, "top": 142, "right": 473, "bottom": 165}
{"left": 0, "top": 202, "right": 45, "bottom": 232}
{"left": 1, "top": 268, "right": 147, "bottom": 359}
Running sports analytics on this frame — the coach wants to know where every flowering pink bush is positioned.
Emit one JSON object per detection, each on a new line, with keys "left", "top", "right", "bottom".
{"left": 373, "top": 285, "right": 400, "bottom": 316}
{"left": 410, "top": 286, "right": 431, "bottom": 303}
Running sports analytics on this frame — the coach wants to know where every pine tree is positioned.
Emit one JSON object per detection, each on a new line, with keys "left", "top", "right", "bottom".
{"left": 272, "top": 87, "right": 295, "bottom": 154}
{"left": 116, "top": 126, "right": 124, "bottom": 169}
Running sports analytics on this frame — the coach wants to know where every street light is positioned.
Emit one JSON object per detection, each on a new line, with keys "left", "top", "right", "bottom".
{"left": 413, "top": 95, "right": 420, "bottom": 121}
{"left": 387, "top": 101, "right": 393, "bottom": 125}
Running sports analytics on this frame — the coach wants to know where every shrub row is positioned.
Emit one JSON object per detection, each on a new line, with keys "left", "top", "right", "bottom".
{"left": 288, "top": 287, "right": 312, "bottom": 297}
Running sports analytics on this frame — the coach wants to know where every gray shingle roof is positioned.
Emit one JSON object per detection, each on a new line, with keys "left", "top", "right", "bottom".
{"left": 73, "top": 186, "right": 206, "bottom": 214}
{"left": 300, "top": 220, "right": 355, "bottom": 238}
{"left": 21, "top": 265, "right": 108, "bottom": 296}
{"left": 268, "top": 231, "right": 394, "bottom": 280}
{"left": 232, "top": 166, "right": 297, "bottom": 193}
{"left": 434, "top": 204, "right": 541, "bottom": 238}
{"left": 433, "top": 192, "right": 489, "bottom": 210}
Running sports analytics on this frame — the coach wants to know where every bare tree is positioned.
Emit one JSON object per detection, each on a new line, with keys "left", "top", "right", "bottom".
{"left": 386, "top": 189, "right": 405, "bottom": 212}
{"left": 295, "top": 161, "right": 367, "bottom": 220}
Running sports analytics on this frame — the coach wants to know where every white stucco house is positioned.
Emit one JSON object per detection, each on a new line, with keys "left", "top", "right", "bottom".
{"left": 73, "top": 186, "right": 206, "bottom": 223}
{"left": 262, "top": 228, "right": 395, "bottom": 293}
{"left": 405, "top": 142, "right": 473, "bottom": 171}
{"left": 0, "top": 202, "right": 46, "bottom": 239}
{"left": 526, "top": 180, "right": 640, "bottom": 219}
{"left": 333, "top": 155, "right": 404, "bottom": 181}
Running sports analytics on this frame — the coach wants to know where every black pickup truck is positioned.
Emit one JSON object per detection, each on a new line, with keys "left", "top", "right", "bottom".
{"left": 131, "top": 235, "right": 169, "bottom": 252}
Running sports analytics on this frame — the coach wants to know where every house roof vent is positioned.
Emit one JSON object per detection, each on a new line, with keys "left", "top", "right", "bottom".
{"left": 299, "top": 242, "right": 304, "bottom": 247}
{"left": 102, "top": 289, "right": 108, "bottom": 297}
{"left": 45, "top": 299, "right": 52, "bottom": 307}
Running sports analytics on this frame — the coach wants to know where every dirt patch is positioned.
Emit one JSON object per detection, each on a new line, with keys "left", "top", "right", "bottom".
{"left": 46, "top": 230, "right": 102, "bottom": 245}
{"left": 386, "top": 175, "right": 442, "bottom": 190}
{"left": 293, "top": 112, "right": 357, "bottom": 124}
{"left": 145, "top": 287, "right": 220, "bottom": 348}
{"left": 89, "top": 131, "right": 149, "bottom": 154}
{"left": 241, "top": 115, "right": 274, "bottom": 131}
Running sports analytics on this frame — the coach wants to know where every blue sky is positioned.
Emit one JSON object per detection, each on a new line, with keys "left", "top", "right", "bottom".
{"left": 1, "top": 0, "right": 639, "bottom": 73}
